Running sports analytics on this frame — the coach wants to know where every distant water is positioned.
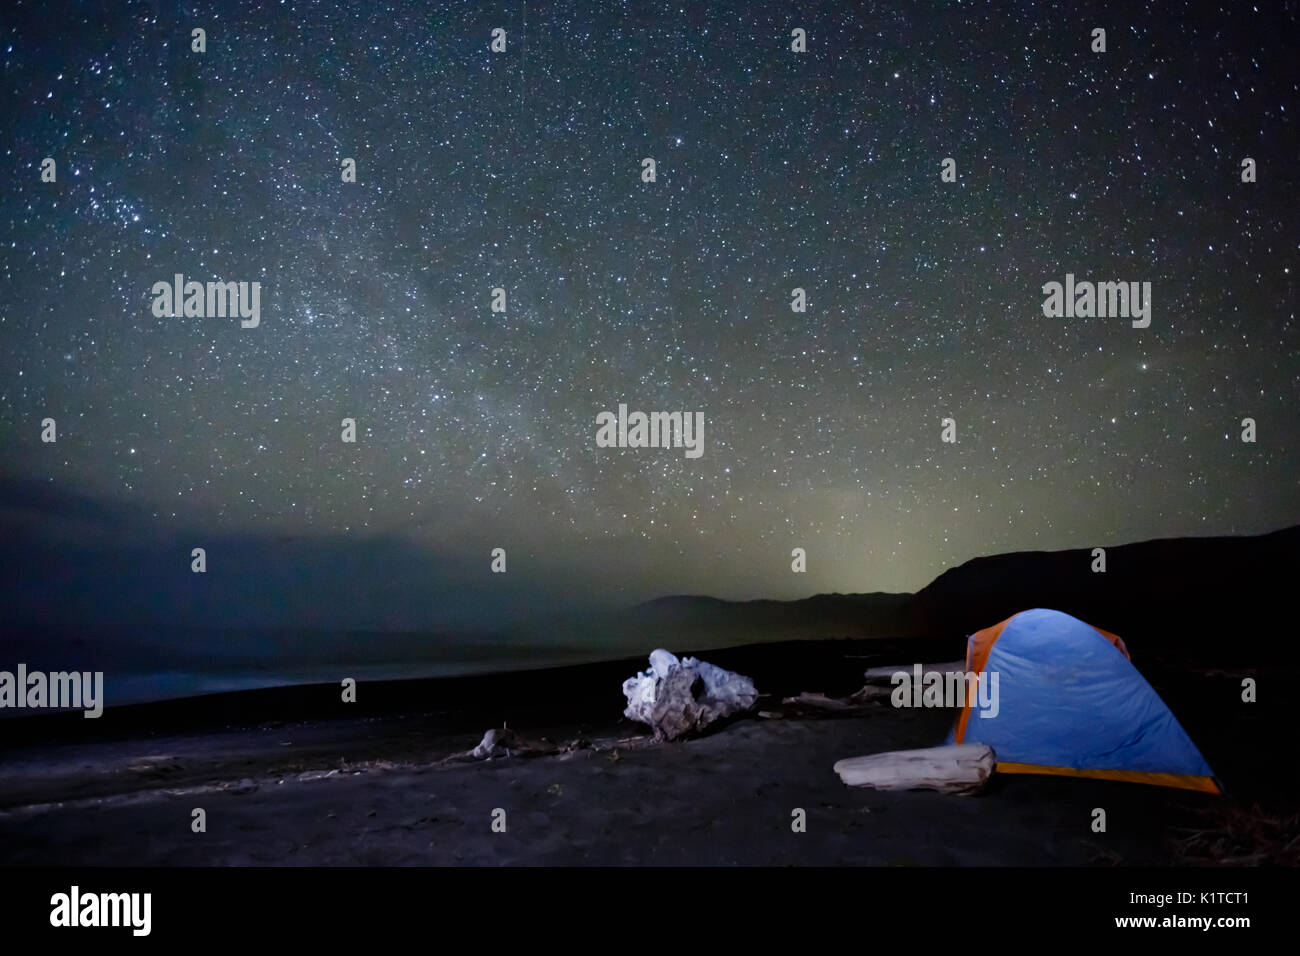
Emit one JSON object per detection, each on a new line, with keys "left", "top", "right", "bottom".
{"left": 0, "top": 644, "right": 628, "bottom": 713}
{"left": 103, "top": 652, "right": 611, "bottom": 707}
{"left": 2, "top": 594, "right": 897, "bottom": 710}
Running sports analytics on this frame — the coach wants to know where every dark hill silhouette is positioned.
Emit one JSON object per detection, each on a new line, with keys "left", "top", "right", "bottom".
{"left": 625, "top": 591, "right": 911, "bottom": 642}
{"left": 904, "top": 525, "right": 1299, "bottom": 661}
{"left": 534, "top": 526, "right": 1298, "bottom": 664}
{"left": 607, "top": 526, "right": 1298, "bottom": 661}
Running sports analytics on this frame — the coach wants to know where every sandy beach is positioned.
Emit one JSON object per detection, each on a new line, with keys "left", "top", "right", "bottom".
{"left": 1, "top": 638, "right": 1283, "bottom": 867}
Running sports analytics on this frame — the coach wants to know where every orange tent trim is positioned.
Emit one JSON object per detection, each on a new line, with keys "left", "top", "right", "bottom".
{"left": 994, "top": 761, "right": 1221, "bottom": 794}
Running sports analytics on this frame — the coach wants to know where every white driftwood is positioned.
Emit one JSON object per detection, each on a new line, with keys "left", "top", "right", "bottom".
{"left": 833, "top": 744, "right": 995, "bottom": 794}
{"left": 622, "top": 650, "right": 758, "bottom": 740}
{"left": 861, "top": 660, "right": 966, "bottom": 684}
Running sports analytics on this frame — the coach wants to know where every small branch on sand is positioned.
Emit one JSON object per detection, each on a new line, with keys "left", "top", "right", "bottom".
{"left": 763, "top": 683, "right": 893, "bottom": 718}
{"left": 781, "top": 692, "right": 860, "bottom": 712}
{"left": 440, "top": 726, "right": 573, "bottom": 763}
{"left": 1168, "top": 803, "right": 1300, "bottom": 865}
{"left": 440, "top": 726, "right": 656, "bottom": 764}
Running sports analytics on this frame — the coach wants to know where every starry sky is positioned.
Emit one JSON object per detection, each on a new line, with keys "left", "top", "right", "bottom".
{"left": 2, "top": 0, "right": 1298, "bottom": 636}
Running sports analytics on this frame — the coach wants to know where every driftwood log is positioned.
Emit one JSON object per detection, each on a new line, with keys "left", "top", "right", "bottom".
{"left": 779, "top": 684, "right": 893, "bottom": 713}
{"left": 833, "top": 743, "right": 995, "bottom": 794}
{"left": 781, "top": 691, "right": 862, "bottom": 712}
{"left": 861, "top": 660, "right": 966, "bottom": 684}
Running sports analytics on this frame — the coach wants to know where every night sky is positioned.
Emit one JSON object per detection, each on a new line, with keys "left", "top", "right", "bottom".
{"left": 2, "top": 0, "right": 1298, "bottom": 636}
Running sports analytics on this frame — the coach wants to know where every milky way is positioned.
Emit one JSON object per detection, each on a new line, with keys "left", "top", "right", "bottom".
{"left": 2, "top": 0, "right": 1297, "bottom": 624}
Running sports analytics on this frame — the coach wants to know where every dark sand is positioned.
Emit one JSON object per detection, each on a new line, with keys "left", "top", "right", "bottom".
{"left": 0, "top": 639, "right": 1287, "bottom": 866}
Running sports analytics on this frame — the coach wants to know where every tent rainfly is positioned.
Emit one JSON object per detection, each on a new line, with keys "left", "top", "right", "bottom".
{"left": 949, "top": 607, "right": 1220, "bottom": 794}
